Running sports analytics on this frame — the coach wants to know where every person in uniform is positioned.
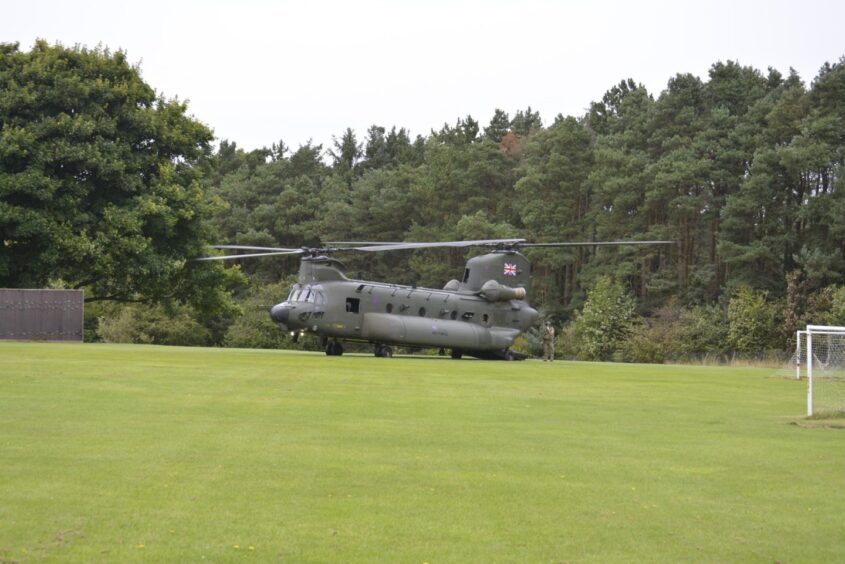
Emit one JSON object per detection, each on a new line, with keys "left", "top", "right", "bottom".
{"left": 542, "top": 320, "right": 555, "bottom": 361}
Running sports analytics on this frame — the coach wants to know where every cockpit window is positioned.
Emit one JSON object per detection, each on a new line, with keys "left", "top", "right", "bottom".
{"left": 288, "top": 285, "right": 324, "bottom": 304}
{"left": 287, "top": 284, "right": 301, "bottom": 302}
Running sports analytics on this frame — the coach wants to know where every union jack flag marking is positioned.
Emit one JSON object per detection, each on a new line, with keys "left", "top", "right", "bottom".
{"left": 503, "top": 263, "right": 517, "bottom": 276}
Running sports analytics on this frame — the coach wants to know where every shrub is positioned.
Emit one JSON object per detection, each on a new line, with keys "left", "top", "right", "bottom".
{"left": 621, "top": 304, "right": 682, "bottom": 364}
{"left": 571, "top": 276, "right": 638, "bottom": 361}
{"left": 727, "top": 287, "right": 783, "bottom": 353}
{"left": 511, "top": 326, "right": 544, "bottom": 358}
{"left": 672, "top": 304, "right": 730, "bottom": 359}
{"left": 223, "top": 280, "right": 310, "bottom": 350}
{"left": 98, "top": 304, "right": 211, "bottom": 346}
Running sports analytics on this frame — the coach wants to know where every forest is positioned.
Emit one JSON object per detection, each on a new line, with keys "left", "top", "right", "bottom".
{"left": 2, "top": 41, "right": 844, "bottom": 361}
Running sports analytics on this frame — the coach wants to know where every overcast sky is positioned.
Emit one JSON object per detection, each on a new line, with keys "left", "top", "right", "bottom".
{"left": 5, "top": 0, "right": 844, "bottom": 152}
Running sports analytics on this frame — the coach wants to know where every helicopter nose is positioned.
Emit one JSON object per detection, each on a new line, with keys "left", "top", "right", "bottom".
{"left": 270, "top": 303, "right": 290, "bottom": 324}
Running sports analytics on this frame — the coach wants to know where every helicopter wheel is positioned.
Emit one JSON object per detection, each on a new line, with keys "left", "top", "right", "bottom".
{"left": 504, "top": 349, "right": 515, "bottom": 361}
{"left": 450, "top": 349, "right": 463, "bottom": 360}
{"left": 326, "top": 341, "right": 344, "bottom": 356}
{"left": 374, "top": 344, "right": 394, "bottom": 358}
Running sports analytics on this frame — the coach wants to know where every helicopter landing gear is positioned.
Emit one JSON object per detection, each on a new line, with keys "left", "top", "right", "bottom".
{"left": 504, "top": 349, "right": 515, "bottom": 361}
{"left": 374, "top": 344, "right": 393, "bottom": 358}
{"left": 325, "top": 341, "right": 344, "bottom": 356}
{"left": 450, "top": 349, "right": 463, "bottom": 360}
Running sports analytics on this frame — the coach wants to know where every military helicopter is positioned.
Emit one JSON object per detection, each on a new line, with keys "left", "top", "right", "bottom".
{"left": 198, "top": 239, "right": 671, "bottom": 360}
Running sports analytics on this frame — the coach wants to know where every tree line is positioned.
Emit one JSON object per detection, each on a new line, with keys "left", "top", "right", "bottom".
{"left": 2, "top": 41, "right": 844, "bottom": 360}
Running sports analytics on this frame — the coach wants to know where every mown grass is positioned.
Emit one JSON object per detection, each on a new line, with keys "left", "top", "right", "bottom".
{"left": 0, "top": 342, "right": 841, "bottom": 562}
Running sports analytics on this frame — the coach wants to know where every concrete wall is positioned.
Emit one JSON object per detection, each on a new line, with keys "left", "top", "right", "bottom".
{"left": 0, "top": 289, "right": 84, "bottom": 341}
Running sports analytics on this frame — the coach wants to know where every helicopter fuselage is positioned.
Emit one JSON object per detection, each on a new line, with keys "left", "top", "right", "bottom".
{"left": 270, "top": 252, "right": 539, "bottom": 358}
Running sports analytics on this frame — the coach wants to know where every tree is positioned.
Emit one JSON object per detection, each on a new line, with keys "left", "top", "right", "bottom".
{"left": 0, "top": 41, "right": 234, "bottom": 311}
{"left": 585, "top": 81, "right": 668, "bottom": 302}
{"left": 328, "top": 127, "right": 361, "bottom": 188}
{"left": 510, "top": 106, "right": 542, "bottom": 136}
{"left": 515, "top": 116, "right": 594, "bottom": 312}
{"left": 587, "top": 78, "right": 641, "bottom": 135}
{"left": 433, "top": 115, "right": 480, "bottom": 145}
{"left": 483, "top": 108, "right": 510, "bottom": 142}
{"left": 572, "top": 276, "right": 638, "bottom": 361}
{"left": 719, "top": 61, "right": 845, "bottom": 296}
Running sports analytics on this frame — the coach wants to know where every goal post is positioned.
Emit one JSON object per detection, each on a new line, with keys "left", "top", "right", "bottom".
{"left": 799, "top": 325, "right": 845, "bottom": 417}
{"left": 796, "top": 330, "right": 806, "bottom": 381}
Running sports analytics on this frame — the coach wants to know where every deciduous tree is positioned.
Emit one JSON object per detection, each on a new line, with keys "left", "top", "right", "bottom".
{"left": 0, "top": 41, "right": 234, "bottom": 311}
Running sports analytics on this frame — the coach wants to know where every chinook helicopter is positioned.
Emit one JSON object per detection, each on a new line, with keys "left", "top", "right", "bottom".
{"left": 198, "top": 239, "right": 671, "bottom": 359}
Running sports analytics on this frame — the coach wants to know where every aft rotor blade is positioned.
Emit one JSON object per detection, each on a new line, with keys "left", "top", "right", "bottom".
{"left": 212, "top": 244, "right": 303, "bottom": 252}
{"left": 194, "top": 250, "right": 304, "bottom": 261}
{"left": 520, "top": 240, "right": 674, "bottom": 247}
{"left": 353, "top": 238, "right": 526, "bottom": 252}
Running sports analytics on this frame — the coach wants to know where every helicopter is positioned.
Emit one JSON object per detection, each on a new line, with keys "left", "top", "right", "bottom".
{"left": 198, "top": 239, "right": 672, "bottom": 360}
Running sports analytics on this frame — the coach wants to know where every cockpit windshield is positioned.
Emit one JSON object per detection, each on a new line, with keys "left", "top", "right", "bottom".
{"left": 286, "top": 284, "right": 324, "bottom": 305}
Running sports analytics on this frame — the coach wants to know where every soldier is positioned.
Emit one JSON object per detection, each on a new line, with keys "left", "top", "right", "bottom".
{"left": 542, "top": 320, "right": 555, "bottom": 361}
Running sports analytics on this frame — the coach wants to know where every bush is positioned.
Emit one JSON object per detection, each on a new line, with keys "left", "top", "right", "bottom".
{"left": 800, "top": 285, "right": 845, "bottom": 328}
{"left": 223, "top": 280, "right": 310, "bottom": 350}
{"left": 98, "top": 304, "right": 211, "bottom": 346}
{"left": 571, "top": 276, "right": 638, "bottom": 361}
{"left": 672, "top": 304, "right": 730, "bottom": 360}
{"left": 620, "top": 304, "right": 680, "bottom": 364}
{"left": 554, "top": 323, "right": 578, "bottom": 360}
{"left": 511, "top": 326, "right": 544, "bottom": 358}
{"left": 727, "top": 287, "right": 782, "bottom": 353}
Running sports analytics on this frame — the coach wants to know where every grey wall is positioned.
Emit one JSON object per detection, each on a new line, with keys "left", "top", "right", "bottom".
{"left": 0, "top": 289, "right": 84, "bottom": 341}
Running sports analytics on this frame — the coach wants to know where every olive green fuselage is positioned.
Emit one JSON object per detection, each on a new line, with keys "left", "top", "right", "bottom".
{"left": 270, "top": 252, "right": 538, "bottom": 358}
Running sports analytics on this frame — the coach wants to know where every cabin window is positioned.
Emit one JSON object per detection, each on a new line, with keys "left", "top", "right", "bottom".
{"left": 450, "top": 310, "right": 458, "bottom": 320}
{"left": 418, "top": 307, "right": 426, "bottom": 317}
{"left": 482, "top": 313, "right": 489, "bottom": 324}
{"left": 462, "top": 268, "right": 470, "bottom": 283}
{"left": 386, "top": 303, "right": 393, "bottom": 313}
{"left": 315, "top": 291, "right": 326, "bottom": 306}
{"left": 346, "top": 297, "right": 360, "bottom": 313}
{"left": 462, "top": 312, "right": 474, "bottom": 320}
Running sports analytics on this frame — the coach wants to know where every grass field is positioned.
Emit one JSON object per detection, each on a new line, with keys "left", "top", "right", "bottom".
{"left": 0, "top": 342, "right": 842, "bottom": 562}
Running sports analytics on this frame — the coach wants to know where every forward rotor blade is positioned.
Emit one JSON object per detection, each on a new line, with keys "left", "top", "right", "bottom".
{"left": 212, "top": 245, "right": 303, "bottom": 252}
{"left": 324, "top": 241, "right": 405, "bottom": 246}
{"left": 354, "top": 238, "right": 526, "bottom": 252}
{"left": 194, "top": 250, "right": 304, "bottom": 261}
{"left": 521, "top": 240, "right": 674, "bottom": 247}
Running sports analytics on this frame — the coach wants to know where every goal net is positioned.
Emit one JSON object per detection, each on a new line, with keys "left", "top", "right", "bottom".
{"left": 797, "top": 325, "right": 845, "bottom": 417}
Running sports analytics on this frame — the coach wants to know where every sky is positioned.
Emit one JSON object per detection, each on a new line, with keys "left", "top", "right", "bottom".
{"left": 4, "top": 0, "right": 845, "bottom": 153}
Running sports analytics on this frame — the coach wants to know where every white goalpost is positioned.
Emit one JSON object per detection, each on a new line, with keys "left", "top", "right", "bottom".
{"left": 797, "top": 325, "right": 845, "bottom": 417}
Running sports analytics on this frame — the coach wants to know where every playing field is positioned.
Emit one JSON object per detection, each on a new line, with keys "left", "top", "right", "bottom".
{"left": 0, "top": 342, "right": 841, "bottom": 562}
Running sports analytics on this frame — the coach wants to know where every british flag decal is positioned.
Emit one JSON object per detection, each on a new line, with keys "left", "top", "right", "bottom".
{"left": 503, "top": 262, "right": 517, "bottom": 276}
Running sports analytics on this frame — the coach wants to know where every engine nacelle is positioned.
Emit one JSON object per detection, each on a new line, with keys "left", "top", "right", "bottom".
{"left": 478, "top": 279, "right": 526, "bottom": 302}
